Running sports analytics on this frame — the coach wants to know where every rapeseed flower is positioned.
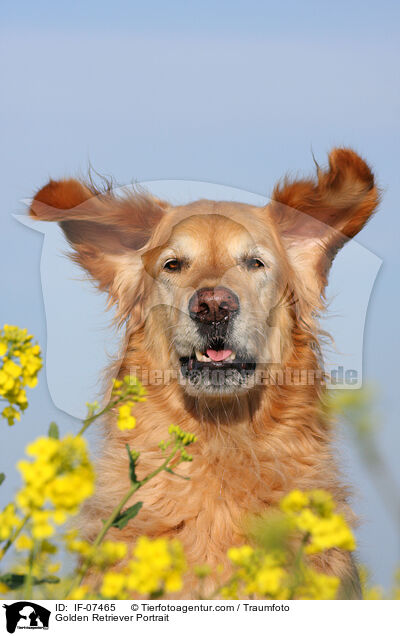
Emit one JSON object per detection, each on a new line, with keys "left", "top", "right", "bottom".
{"left": 67, "top": 585, "right": 91, "bottom": 600}
{"left": 31, "top": 510, "right": 54, "bottom": 539}
{"left": 15, "top": 435, "right": 95, "bottom": 542}
{"left": 280, "top": 489, "right": 356, "bottom": 554}
{"left": 226, "top": 545, "right": 289, "bottom": 599}
{"left": 126, "top": 536, "right": 186, "bottom": 595}
{"left": 111, "top": 376, "right": 147, "bottom": 401}
{"left": 117, "top": 403, "right": 136, "bottom": 430}
{"left": 168, "top": 424, "right": 197, "bottom": 446}
{"left": 0, "top": 504, "right": 20, "bottom": 541}
{"left": 66, "top": 533, "right": 128, "bottom": 568}
{"left": 0, "top": 325, "right": 42, "bottom": 425}
{"left": 100, "top": 572, "right": 127, "bottom": 598}
{"left": 297, "top": 567, "right": 340, "bottom": 600}
{"left": 15, "top": 534, "right": 34, "bottom": 551}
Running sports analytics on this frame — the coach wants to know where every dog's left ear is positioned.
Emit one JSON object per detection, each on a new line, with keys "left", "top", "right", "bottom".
{"left": 270, "top": 148, "right": 380, "bottom": 295}
{"left": 29, "top": 178, "right": 167, "bottom": 320}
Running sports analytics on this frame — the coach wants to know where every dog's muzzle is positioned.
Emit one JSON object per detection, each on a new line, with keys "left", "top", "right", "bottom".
{"left": 180, "top": 286, "right": 256, "bottom": 392}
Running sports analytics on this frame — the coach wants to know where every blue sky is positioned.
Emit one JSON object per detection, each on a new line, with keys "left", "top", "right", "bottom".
{"left": 0, "top": 1, "right": 399, "bottom": 588}
{"left": 2, "top": 1, "right": 400, "bottom": 38}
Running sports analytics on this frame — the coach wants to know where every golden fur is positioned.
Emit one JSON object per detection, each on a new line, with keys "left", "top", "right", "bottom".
{"left": 30, "top": 148, "right": 380, "bottom": 598}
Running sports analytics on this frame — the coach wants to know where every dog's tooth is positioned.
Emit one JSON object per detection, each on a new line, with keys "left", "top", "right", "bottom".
{"left": 195, "top": 350, "right": 208, "bottom": 362}
{"left": 227, "top": 351, "right": 236, "bottom": 361}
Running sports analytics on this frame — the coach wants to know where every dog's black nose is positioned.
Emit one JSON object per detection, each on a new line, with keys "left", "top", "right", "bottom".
{"left": 188, "top": 287, "right": 240, "bottom": 324}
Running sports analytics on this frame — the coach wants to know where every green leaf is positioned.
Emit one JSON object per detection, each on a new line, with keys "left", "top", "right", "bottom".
{"left": 48, "top": 422, "right": 59, "bottom": 439}
{"left": 0, "top": 573, "right": 60, "bottom": 590}
{"left": 0, "top": 573, "right": 26, "bottom": 590}
{"left": 164, "top": 467, "right": 190, "bottom": 480}
{"left": 35, "top": 575, "right": 60, "bottom": 586}
{"left": 111, "top": 502, "right": 143, "bottom": 530}
{"left": 0, "top": 473, "right": 5, "bottom": 486}
{"left": 125, "top": 444, "right": 139, "bottom": 484}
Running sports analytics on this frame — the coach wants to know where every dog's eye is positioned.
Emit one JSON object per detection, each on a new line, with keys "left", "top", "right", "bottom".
{"left": 163, "top": 258, "right": 182, "bottom": 272}
{"left": 246, "top": 257, "right": 265, "bottom": 270}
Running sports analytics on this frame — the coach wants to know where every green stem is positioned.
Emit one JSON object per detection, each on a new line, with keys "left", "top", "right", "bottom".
{"left": 23, "top": 542, "right": 36, "bottom": 599}
{"left": 210, "top": 574, "right": 236, "bottom": 600}
{"left": 92, "top": 444, "right": 179, "bottom": 549}
{"left": 0, "top": 514, "right": 29, "bottom": 561}
{"left": 68, "top": 444, "right": 180, "bottom": 593}
{"left": 77, "top": 405, "right": 114, "bottom": 437}
{"left": 288, "top": 533, "right": 309, "bottom": 600}
{"left": 358, "top": 439, "right": 400, "bottom": 529}
{"left": 76, "top": 395, "right": 127, "bottom": 437}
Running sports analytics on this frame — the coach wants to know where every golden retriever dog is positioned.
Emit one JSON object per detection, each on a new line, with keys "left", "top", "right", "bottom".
{"left": 29, "top": 148, "right": 379, "bottom": 598}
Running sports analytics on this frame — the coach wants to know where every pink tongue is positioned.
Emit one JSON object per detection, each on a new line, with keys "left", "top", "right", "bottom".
{"left": 206, "top": 349, "right": 233, "bottom": 362}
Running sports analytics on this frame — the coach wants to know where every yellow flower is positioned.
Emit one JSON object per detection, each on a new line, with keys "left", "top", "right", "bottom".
{"left": 297, "top": 568, "right": 340, "bottom": 600}
{"left": 100, "top": 572, "right": 126, "bottom": 598}
{"left": 0, "top": 503, "right": 20, "bottom": 540}
{"left": 117, "top": 403, "right": 136, "bottom": 430}
{"left": 3, "top": 359, "right": 22, "bottom": 379}
{"left": 26, "top": 437, "right": 59, "bottom": 460}
{"left": 0, "top": 582, "right": 9, "bottom": 594}
{"left": 16, "top": 484, "right": 45, "bottom": 510}
{"left": 52, "top": 510, "right": 67, "bottom": 525}
{"left": 65, "top": 537, "right": 93, "bottom": 558}
{"left": 308, "top": 490, "right": 335, "bottom": 517}
{"left": 25, "top": 376, "right": 38, "bottom": 389}
{"left": 15, "top": 390, "right": 28, "bottom": 407}
{"left": 280, "top": 490, "right": 309, "bottom": 513}
{"left": 222, "top": 491, "right": 358, "bottom": 600}
{"left": 112, "top": 375, "right": 146, "bottom": 402}
{"left": 250, "top": 564, "right": 287, "bottom": 597}
{"left": 281, "top": 489, "right": 356, "bottom": 555}
{"left": 227, "top": 545, "right": 254, "bottom": 565}
{"left": 168, "top": 424, "right": 197, "bottom": 445}
{"left": 364, "top": 586, "right": 384, "bottom": 600}
{"left": 293, "top": 509, "right": 356, "bottom": 554}
{"left": 2, "top": 406, "right": 21, "bottom": 425}
{"left": 98, "top": 540, "right": 128, "bottom": 564}
{"left": 0, "top": 325, "right": 42, "bottom": 425}
{"left": 15, "top": 534, "right": 34, "bottom": 551}
{"left": 226, "top": 545, "right": 289, "bottom": 599}
{"left": 18, "top": 458, "right": 57, "bottom": 485}
{"left": 17, "top": 435, "right": 95, "bottom": 524}
{"left": 0, "top": 369, "right": 11, "bottom": 389}
{"left": 32, "top": 510, "right": 54, "bottom": 539}
{"left": 67, "top": 585, "right": 90, "bottom": 600}
{"left": 165, "top": 571, "right": 182, "bottom": 592}
{"left": 126, "top": 537, "right": 186, "bottom": 595}
{"left": 221, "top": 581, "right": 239, "bottom": 599}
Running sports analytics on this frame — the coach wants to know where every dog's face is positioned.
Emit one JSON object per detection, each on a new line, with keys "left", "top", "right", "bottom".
{"left": 30, "top": 148, "right": 379, "bottom": 400}
{"left": 141, "top": 206, "right": 285, "bottom": 395}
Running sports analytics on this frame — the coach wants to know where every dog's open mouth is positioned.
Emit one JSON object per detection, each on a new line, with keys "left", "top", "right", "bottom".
{"left": 180, "top": 339, "right": 256, "bottom": 382}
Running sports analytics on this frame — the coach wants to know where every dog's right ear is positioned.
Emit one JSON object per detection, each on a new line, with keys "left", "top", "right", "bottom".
{"left": 269, "top": 148, "right": 380, "bottom": 300}
{"left": 30, "top": 179, "right": 166, "bottom": 319}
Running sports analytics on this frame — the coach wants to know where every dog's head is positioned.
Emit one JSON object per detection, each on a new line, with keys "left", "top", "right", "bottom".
{"left": 30, "top": 149, "right": 379, "bottom": 398}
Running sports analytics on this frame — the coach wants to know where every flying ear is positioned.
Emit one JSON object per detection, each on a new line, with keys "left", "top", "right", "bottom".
{"left": 30, "top": 178, "right": 166, "bottom": 320}
{"left": 270, "top": 148, "right": 380, "bottom": 294}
